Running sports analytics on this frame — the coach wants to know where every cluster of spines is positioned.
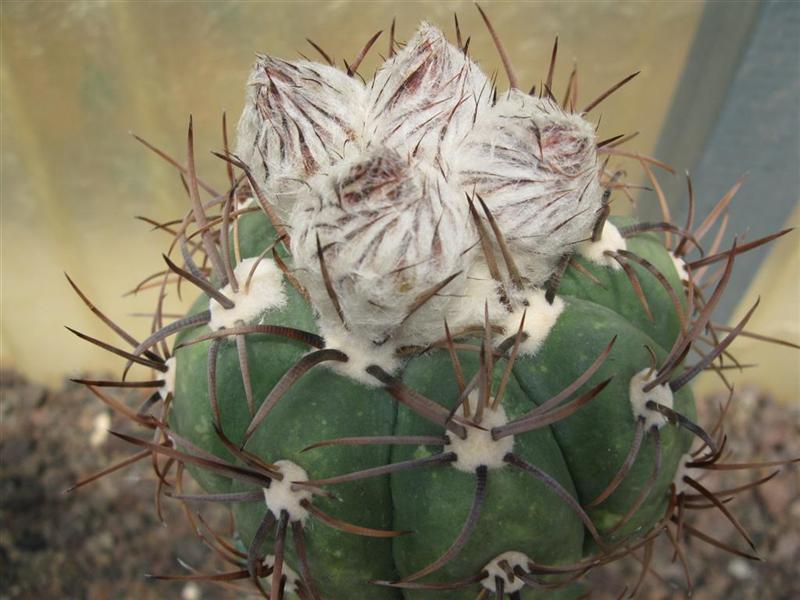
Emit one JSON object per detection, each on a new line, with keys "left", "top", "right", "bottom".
{"left": 64, "top": 6, "right": 799, "bottom": 599}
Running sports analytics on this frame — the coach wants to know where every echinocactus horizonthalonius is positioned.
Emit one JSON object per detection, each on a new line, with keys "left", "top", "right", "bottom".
{"left": 67, "top": 8, "right": 797, "bottom": 599}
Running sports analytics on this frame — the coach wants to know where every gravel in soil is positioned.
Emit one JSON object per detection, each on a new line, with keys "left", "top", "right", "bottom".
{"left": 0, "top": 370, "right": 244, "bottom": 600}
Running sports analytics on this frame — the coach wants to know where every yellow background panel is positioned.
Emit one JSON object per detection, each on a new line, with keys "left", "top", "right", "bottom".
{"left": 693, "top": 202, "right": 800, "bottom": 404}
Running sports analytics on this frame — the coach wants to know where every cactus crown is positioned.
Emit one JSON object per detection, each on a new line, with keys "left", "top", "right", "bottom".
{"left": 67, "top": 7, "right": 797, "bottom": 600}
{"left": 236, "top": 20, "right": 605, "bottom": 360}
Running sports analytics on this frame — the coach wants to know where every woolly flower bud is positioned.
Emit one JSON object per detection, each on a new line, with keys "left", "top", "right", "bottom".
{"left": 290, "top": 148, "right": 471, "bottom": 346}
{"left": 236, "top": 55, "right": 366, "bottom": 216}
{"left": 365, "top": 22, "right": 491, "bottom": 169}
{"left": 455, "top": 90, "right": 603, "bottom": 284}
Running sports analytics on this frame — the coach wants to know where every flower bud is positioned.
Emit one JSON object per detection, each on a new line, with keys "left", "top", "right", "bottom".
{"left": 290, "top": 148, "right": 472, "bottom": 346}
{"left": 236, "top": 55, "right": 366, "bottom": 215}
{"left": 456, "top": 90, "right": 603, "bottom": 284}
{"left": 366, "top": 23, "right": 491, "bottom": 170}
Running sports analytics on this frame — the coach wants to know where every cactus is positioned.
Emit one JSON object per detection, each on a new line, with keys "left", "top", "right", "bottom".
{"left": 67, "top": 8, "right": 797, "bottom": 600}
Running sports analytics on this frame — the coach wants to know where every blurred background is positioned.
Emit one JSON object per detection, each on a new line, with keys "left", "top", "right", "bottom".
{"left": 1, "top": 1, "right": 798, "bottom": 598}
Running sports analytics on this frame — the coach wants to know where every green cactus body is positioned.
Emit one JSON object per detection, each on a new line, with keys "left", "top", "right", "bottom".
{"left": 165, "top": 209, "right": 694, "bottom": 599}
{"left": 67, "top": 12, "right": 789, "bottom": 600}
{"left": 512, "top": 299, "right": 695, "bottom": 544}
{"left": 392, "top": 349, "right": 585, "bottom": 600}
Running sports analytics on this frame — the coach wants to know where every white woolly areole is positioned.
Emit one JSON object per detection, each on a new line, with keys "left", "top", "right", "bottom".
{"left": 290, "top": 148, "right": 472, "bottom": 346}
{"left": 455, "top": 89, "right": 603, "bottom": 285}
{"left": 578, "top": 221, "right": 626, "bottom": 270}
{"left": 670, "top": 253, "right": 689, "bottom": 282}
{"left": 444, "top": 258, "right": 508, "bottom": 336}
{"left": 158, "top": 356, "right": 176, "bottom": 400}
{"left": 317, "top": 321, "right": 401, "bottom": 387}
{"left": 442, "top": 263, "right": 563, "bottom": 357}
{"left": 208, "top": 258, "right": 286, "bottom": 331}
{"left": 629, "top": 369, "right": 674, "bottom": 430}
{"left": 481, "top": 551, "right": 530, "bottom": 593}
{"left": 500, "top": 289, "right": 564, "bottom": 356}
{"left": 447, "top": 393, "right": 514, "bottom": 473}
{"left": 262, "top": 555, "right": 300, "bottom": 594}
{"left": 672, "top": 453, "right": 703, "bottom": 495}
{"left": 262, "top": 460, "right": 312, "bottom": 523}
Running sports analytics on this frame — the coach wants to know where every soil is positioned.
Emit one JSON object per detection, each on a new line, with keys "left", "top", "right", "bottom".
{"left": 1, "top": 370, "right": 797, "bottom": 599}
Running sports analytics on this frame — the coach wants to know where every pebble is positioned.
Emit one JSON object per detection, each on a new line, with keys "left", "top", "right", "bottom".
{"left": 182, "top": 582, "right": 201, "bottom": 600}
{"left": 727, "top": 557, "right": 755, "bottom": 580}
